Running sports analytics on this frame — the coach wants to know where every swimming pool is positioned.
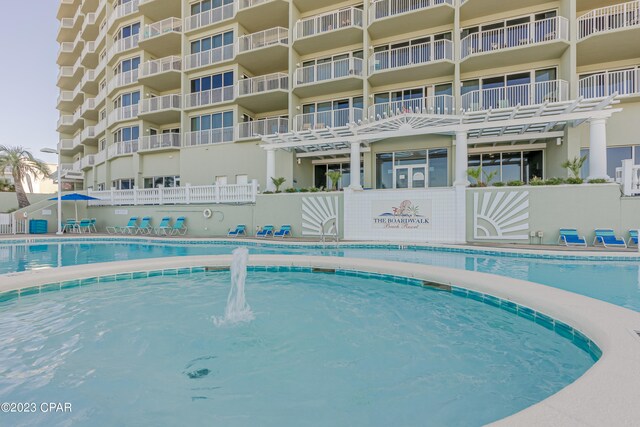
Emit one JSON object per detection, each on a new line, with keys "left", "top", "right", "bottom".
{"left": 0, "top": 269, "right": 594, "bottom": 427}
{"left": 2, "top": 239, "right": 639, "bottom": 311}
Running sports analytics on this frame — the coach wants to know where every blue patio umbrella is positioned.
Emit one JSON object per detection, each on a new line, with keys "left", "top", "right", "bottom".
{"left": 49, "top": 193, "right": 100, "bottom": 219}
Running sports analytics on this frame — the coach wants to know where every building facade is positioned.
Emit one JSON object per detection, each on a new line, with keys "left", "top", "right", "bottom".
{"left": 56, "top": 0, "right": 640, "bottom": 193}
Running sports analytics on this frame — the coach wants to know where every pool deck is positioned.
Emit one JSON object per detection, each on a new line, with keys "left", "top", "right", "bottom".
{"left": 1, "top": 255, "right": 639, "bottom": 426}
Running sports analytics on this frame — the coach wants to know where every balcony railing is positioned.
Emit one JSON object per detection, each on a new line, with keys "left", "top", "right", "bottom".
{"left": 95, "top": 119, "right": 107, "bottom": 136}
{"left": 81, "top": 126, "right": 96, "bottom": 141}
{"left": 140, "top": 94, "right": 181, "bottom": 114}
{"left": 139, "top": 133, "right": 181, "bottom": 151}
{"left": 57, "top": 115, "right": 74, "bottom": 128}
{"left": 107, "top": 0, "right": 139, "bottom": 29}
{"left": 369, "top": 40, "right": 453, "bottom": 73}
{"left": 95, "top": 150, "right": 107, "bottom": 165}
{"left": 81, "top": 98, "right": 96, "bottom": 114}
{"left": 107, "top": 34, "right": 140, "bottom": 59}
{"left": 107, "top": 69, "right": 139, "bottom": 93}
{"left": 369, "top": 0, "right": 454, "bottom": 22}
{"left": 295, "top": 7, "right": 363, "bottom": 40}
{"left": 238, "top": 73, "right": 288, "bottom": 96}
{"left": 579, "top": 68, "right": 640, "bottom": 99}
{"left": 295, "top": 57, "right": 363, "bottom": 86}
{"left": 369, "top": 95, "right": 455, "bottom": 118}
{"left": 108, "top": 105, "right": 139, "bottom": 123}
{"left": 184, "top": 44, "right": 234, "bottom": 70}
{"left": 294, "top": 108, "right": 363, "bottom": 131}
{"left": 80, "top": 155, "right": 95, "bottom": 169}
{"left": 578, "top": 1, "right": 640, "bottom": 39}
{"left": 461, "top": 80, "right": 569, "bottom": 111}
{"left": 58, "top": 139, "right": 74, "bottom": 151}
{"left": 238, "top": 118, "right": 289, "bottom": 139}
{"left": 108, "top": 141, "right": 139, "bottom": 159}
{"left": 183, "top": 128, "right": 235, "bottom": 146}
{"left": 238, "top": 0, "right": 270, "bottom": 10}
{"left": 58, "top": 91, "right": 74, "bottom": 105}
{"left": 184, "top": 87, "right": 235, "bottom": 108}
{"left": 88, "top": 182, "right": 258, "bottom": 206}
{"left": 237, "top": 27, "right": 288, "bottom": 53}
{"left": 140, "top": 56, "right": 182, "bottom": 78}
{"left": 142, "top": 17, "right": 182, "bottom": 41}
{"left": 461, "top": 17, "right": 569, "bottom": 60}
{"left": 184, "top": 2, "right": 235, "bottom": 32}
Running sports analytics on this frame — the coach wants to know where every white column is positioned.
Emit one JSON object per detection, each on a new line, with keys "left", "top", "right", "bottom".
{"left": 349, "top": 141, "right": 362, "bottom": 190}
{"left": 588, "top": 118, "right": 609, "bottom": 180}
{"left": 266, "top": 149, "right": 276, "bottom": 192}
{"left": 454, "top": 130, "right": 469, "bottom": 186}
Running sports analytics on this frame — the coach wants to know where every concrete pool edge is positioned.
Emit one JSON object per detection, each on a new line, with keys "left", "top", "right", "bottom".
{"left": 1, "top": 255, "right": 640, "bottom": 426}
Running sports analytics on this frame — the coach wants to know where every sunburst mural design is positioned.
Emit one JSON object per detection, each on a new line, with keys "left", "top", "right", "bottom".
{"left": 473, "top": 191, "right": 530, "bottom": 240}
{"left": 301, "top": 196, "right": 339, "bottom": 237}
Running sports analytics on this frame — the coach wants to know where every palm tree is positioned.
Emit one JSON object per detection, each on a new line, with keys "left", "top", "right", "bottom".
{"left": 0, "top": 146, "right": 51, "bottom": 209}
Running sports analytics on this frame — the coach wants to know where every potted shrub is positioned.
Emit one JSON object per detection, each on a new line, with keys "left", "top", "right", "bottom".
{"left": 270, "top": 177, "right": 286, "bottom": 193}
{"left": 326, "top": 170, "right": 342, "bottom": 191}
{"left": 561, "top": 155, "right": 586, "bottom": 184}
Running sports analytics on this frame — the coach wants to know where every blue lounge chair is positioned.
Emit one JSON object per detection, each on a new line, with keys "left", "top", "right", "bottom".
{"left": 89, "top": 218, "right": 97, "bottom": 233}
{"left": 628, "top": 230, "right": 638, "bottom": 247}
{"left": 78, "top": 218, "right": 92, "bottom": 233}
{"left": 170, "top": 217, "right": 187, "bottom": 236}
{"left": 256, "top": 225, "right": 274, "bottom": 238}
{"left": 228, "top": 225, "right": 246, "bottom": 237}
{"left": 136, "top": 216, "right": 152, "bottom": 235}
{"left": 558, "top": 228, "right": 587, "bottom": 247}
{"left": 106, "top": 217, "right": 138, "bottom": 234}
{"left": 274, "top": 225, "right": 291, "bottom": 238}
{"left": 593, "top": 229, "right": 627, "bottom": 248}
{"left": 154, "top": 217, "right": 172, "bottom": 235}
{"left": 63, "top": 219, "right": 79, "bottom": 233}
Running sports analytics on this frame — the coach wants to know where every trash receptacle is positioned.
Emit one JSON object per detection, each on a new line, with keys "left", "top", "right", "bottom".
{"left": 29, "top": 219, "right": 48, "bottom": 234}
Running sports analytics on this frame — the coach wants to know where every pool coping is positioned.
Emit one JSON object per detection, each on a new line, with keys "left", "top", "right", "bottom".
{"left": 1, "top": 255, "right": 639, "bottom": 426}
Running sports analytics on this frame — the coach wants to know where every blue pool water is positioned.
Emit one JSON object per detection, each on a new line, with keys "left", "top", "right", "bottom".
{"left": 2, "top": 240, "right": 640, "bottom": 311}
{"left": 0, "top": 271, "right": 594, "bottom": 426}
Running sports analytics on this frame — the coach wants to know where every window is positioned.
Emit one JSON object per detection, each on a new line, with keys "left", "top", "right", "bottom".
{"left": 580, "top": 146, "right": 640, "bottom": 179}
{"left": 215, "top": 176, "right": 228, "bottom": 185}
{"left": 190, "top": 71, "right": 234, "bottom": 93}
{"left": 189, "top": 111, "right": 234, "bottom": 144}
{"left": 112, "top": 178, "right": 135, "bottom": 190}
{"left": 468, "top": 150, "right": 543, "bottom": 183}
{"left": 190, "top": 30, "right": 234, "bottom": 54}
{"left": 115, "top": 22, "right": 140, "bottom": 41}
{"left": 190, "top": 0, "right": 233, "bottom": 15}
{"left": 375, "top": 149, "right": 449, "bottom": 189}
{"left": 113, "top": 126, "right": 139, "bottom": 143}
{"left": 143, "top": 176, "right": 180, "bottom": 188}
{"left": 113, "top": 91, "right": 140, "bottom": 109}
{"left": 314, "top": 162, "right": 363, "bottom": 190}
{"left": 114, "top": 57, "right": 140, "bottom": 75}
{"left": 301, "top": 97, "right": 363, "bottom": 129}
{"left": 99, "top": 138, "right": 106, "bottom": 151}
{"left": 97, "top": 183, "right": 105, "bottom": 191}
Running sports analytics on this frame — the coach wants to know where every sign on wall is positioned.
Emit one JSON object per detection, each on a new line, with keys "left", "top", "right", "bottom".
{"left": 473, "top": 191, "right": 529, "bottom": 240}
{"left": 372, "top": 199, "right": 432, "bottom": 230}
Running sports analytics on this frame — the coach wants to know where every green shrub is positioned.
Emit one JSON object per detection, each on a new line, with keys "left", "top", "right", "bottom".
{"left": 588, "top": 178, "right": 608, "bottom": 184}
{"left": 529, "top": 177, "right": 545, "bottom": 186}
{"left": 507, "top": 180, "right": 524, "bottom": 186}
{"left": 299, "top": 188, "right": 309, "bottom": 192}
{"left": 309, "top": 187, "right": 320, "bottom": 193}
{"left": 285, "top": 188, "right": 297, "bottom": 193}
{"left": 262, "top": 191, "right": 274, "bottom": 194}
{"left": 493, "top": 182, "right": 505, "bottom": 187}
{"left": 544, "top": 177, "right": 565, "bottom": 185}
{"left": 566, "top": 177, "right": 584, "bottom": 185}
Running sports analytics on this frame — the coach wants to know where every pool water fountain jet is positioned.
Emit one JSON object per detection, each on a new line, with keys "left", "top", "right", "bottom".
{"left": 213, "top": 247, "right": 254, "bottom": 326}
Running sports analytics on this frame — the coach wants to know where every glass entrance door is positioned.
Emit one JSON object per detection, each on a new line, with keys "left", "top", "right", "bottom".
{"left": 394, "top": 165, "right": 426, "bottom": 189}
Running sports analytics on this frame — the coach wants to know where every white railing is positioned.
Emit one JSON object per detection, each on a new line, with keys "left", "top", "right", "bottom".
{"left": 140, "top": 94, "right": 181, "bottom": 114}
{"left": 81, "top": 41, "right": 96, "bottom": 60}
{"left": 461, "top": 17, "right": 569, "bottom": 59}
{"left": 369, "top": 95, "right": 455, "bottom": 118}
{"left": 295, "top": 57, "right": 363, "bottom": 86}
{"left": 108, "top": 104, "right": 139, "bottom": 123}
{"left": 579, "top": 68, "right": 640, "bottom": 99}
{"left": 238, "top": 73, "right": 288, "bottom": 96}
{"left": 73, "top": 159, "right": 81, "bottom": 171}
{"left": 140, "top": 56, "right": 182, "bottom": 78}
{"left": 619, "top": 159, "right": 640, "bottom": 195}
{"left": 80, "top": 155, "right": 95, "bottom": 169}
{"left": 58, "top": 66, "right": 74, "bottom": 80}
{"left": 58, "top": 115, "right": 74, "bottom": 128}
{"left": 108, "top": 0, "right": 139, "bottom": 29}
{"left": 58, "top": 91, "right": 74, "bottom": 105}
{"left": 59, "top": 41, "right": 75, "bottom": 54}
{"left": 108, "top": 34, "right": 140, "bottom": 59}
{"left": 58, "top": 139, "right": 74, "bottom": 150}
{"left": 142, "top": 17, "right": 182, "bottom": 41}
{"left": 107, "top": 140, "right": 139, "bottom": 159}
{"left": 461, "top": 80, "right": 569, "bottom": 111}
{"left": 0, "top": 215, "right": 27, "bottom": 235}
{"left": 81, "top": 69, "right": 96, "bottom": 88}
{"left": 184, "top": 86, "right": 235, "bottom": 108}
{"left": 81, "top": 98, "right": 96, "bottom": 115}
{"left": 238, "top": 117, "right": 289, "bottom": 139}
{"left": 107, "top": 69, "right": 139, "bottom": 93}
{"left": 294, "top": 108, "right": 363, "bottom": 131}
{"left": 81, "top": 126, "right": 96, "bottom": 141}
{"left": 139, "top": 133, "right": 181, "bottom": 151}
{"left": 95, "top": 119, "right": 106, "bottom": 136}
{"left": 183, "top": 128, "right": 235, "bottom": 146}
{"left": 369, "top": 39, "right": 453, "bottom": 73}
{"left": 184, "top": 2, "right": 235, "bottom": 32}
{"left": 95, "top": 150, "right": 107, "bottom": 165}
{"left": 238, "top": 0, "right": 269, "bottom": 9}
{"left": 578, "top": 1, "right": 640, "bottom": 39}
{"left": 184, "top": 44, "right": 234, "bottom": 70}
{"left": 295, "top": 7, "right": 363, "bottom": 40}
{"left": 370, "top": 0, "right": 454, "bottom": 22}
{"left": 237, "top": 27, "right": 288, "bottom": 53}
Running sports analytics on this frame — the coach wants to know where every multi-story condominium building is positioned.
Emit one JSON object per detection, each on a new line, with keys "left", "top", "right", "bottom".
{"left": 56, "top": 0, "right": 640, "bottom": 193}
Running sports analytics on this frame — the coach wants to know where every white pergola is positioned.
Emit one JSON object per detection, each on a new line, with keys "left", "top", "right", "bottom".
{"left": 261, "top": 96, "right": 621, "bottom": 190}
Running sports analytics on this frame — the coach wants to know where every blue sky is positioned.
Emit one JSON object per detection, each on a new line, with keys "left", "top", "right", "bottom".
{"left": 1, "top": 2, "right": 59, "bottom": 163}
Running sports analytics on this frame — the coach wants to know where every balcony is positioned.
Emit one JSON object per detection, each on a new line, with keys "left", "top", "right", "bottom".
{"left": 57, "top": 12, "right": 84, "bottom": 43}
{"left": 57, "top": 0, "right": 80, "bottom": 20}
{"left": 80, "top": 98, "right": 98, "bottom": 120}
{"left": 94, "top": 150, "right": 107, "bottom": 165}
{"left": 108, "top": 105, "right": 139, "bottom": 127}
{"left": 460, "top": 17, "right": 569, "bottom": 72}
{"left": 579, "top": 68, "right": 640, "bottom": 101}
{"left": 184, "top": 87, "right": 235, "bottom": 109}
{"left": 139, "top": 0, "right": 181, "bottom": 22}
{"left": 57, "top": 90, "right": 76, "bottom": 110}
{"left": 369, "top": 40, "right": 454, "bottom": 86}
{"left": 184, "top": 44, "right": 234, "bottom": 71}
{"left": 460, "top": 0, "right": 546, "bottom": 21}
{"left": 139, "top": 94, "right": 182, "bottom": 123}
{"left": 107, "top": 34, "right": 140, "bottom": 63}
{"left": 107, "top": 69, "right": 140, "bottom": 95}
{"left": 237, "top": 73, "right": 289, "bottom": 113}
{"left": 461, "top": 80, "right": 569, "bottom": 112}
{"left": 57, "top": 39, "right": 83, "bottom": 66}
{"left": 139, "top": 18, "right": 182, "bottom": 57}
{"left": 238, "top": 117, "right": 289, "bottom": 140}
{"left": 236, "top": 27, "right": 289, "bottom": 74}
{"left": 293, "top": 57, "right": 364, "bottom": 98}
{"left": 368, "top": 95, "right": 455, "bottom": 120}
{"left": 80, "top": 69, "right": 98, "bottom": 93}
{"left": 577, "top": 1, "right": 640, "bottom": 65}
{"left": 293, "top": 8, "right": 363, "bottom": 55}
{"left": 107, "top": 0, "right": 140, "bottom": 31}
{"left": 57, "top": 65, "right": 84, "bottom": 90}
{"left": 58, "top": 139, "right": 75, "bottom": 152}
{"left": 57, "top": 115, "right": 75, "bottom": 133}
{"left": 184, "top": 2, "right": 235, "bottom": 34}
{"left": 81, "top": 0, "right": 103, "bottom": 14}
{"left": 292, "top": 0, "right": 338, "bottom": 14}
{"left": 80, "top": 40, "right": 100, "bottom": 68}
{"left": 139, "top": 56, "right": 182, "bottom": 91}
{"left": 236, "top": 0, "right": 289, "bottom": 33}
{"left": 108, "top": 141, "right": 140, "bottom": 159}
{"left": 183, "top": 128, "right": 235, "bottom": 147}
{"left": 294, "top": 108, "right": 363, "bottom": 132}
{"left": 81, "top": 155, "right": 95, "bottom": 170}
{"left": 139, "top": 133, "right": 181, "bottom": 153}
{"left": 368, "top": 0, "right": 454, "bottom": 39}
{"left": 80, "top": 10, "right": 101, "bottom": 41}
{"left": 81, "top": 125, "right": 97, "bottom": 143}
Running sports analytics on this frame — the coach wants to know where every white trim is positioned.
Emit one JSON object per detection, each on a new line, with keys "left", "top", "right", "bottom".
{"left": 468, "top": 142, "right": 548, "bottom": 154}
